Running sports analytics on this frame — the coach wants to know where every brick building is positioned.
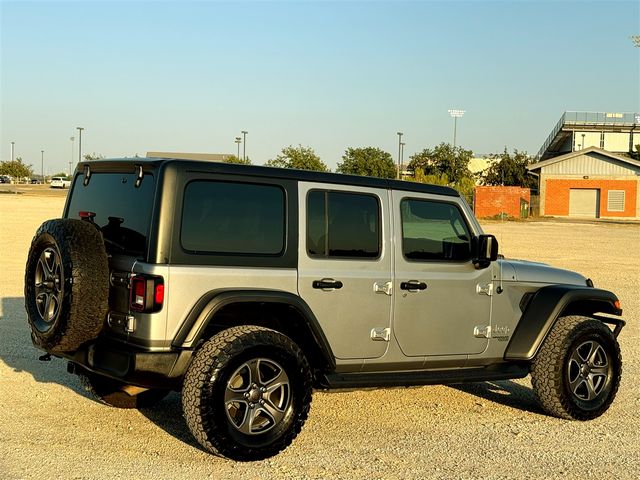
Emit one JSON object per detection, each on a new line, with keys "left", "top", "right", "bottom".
{"left": 474, "top": 186, "right": 531, "bottom": 218}
{"left": 527, "top": 147, "right": 640, "bottom": 219}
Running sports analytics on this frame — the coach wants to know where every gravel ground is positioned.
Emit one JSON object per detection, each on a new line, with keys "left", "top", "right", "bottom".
{"left": 1, "top": 193, "right": 638, "bottom": 479}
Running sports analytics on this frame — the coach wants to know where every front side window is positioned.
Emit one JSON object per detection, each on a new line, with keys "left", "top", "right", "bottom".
{"left": 181, "top": 181, "right": 285, "bottom": 255}
{"left": 401, "top": 199, "right": 471, "bottom": 261}
{"left": 307, "top": 190, "right": 380, "bottom": 259}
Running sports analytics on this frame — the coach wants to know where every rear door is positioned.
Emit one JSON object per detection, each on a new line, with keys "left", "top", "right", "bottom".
{"left": 297, "top": 182, "right": 392, "bottom": 360}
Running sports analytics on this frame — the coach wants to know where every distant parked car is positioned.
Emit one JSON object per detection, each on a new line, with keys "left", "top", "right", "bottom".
{"left": 0, "top": 175, "right": 11, "bottom": 184}
{"left": 30, "top": 178, "right": 42, "bottom": 184}
{"left": 50, "top": 177, "right": 71, "bottom": 189}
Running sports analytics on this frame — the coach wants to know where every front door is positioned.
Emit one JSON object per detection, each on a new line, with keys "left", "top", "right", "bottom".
{"left": 297, "top": 182, "right": 392, "bottom": 360}
{"left": 392, "top": 192, "right": 492, "bottom": 357}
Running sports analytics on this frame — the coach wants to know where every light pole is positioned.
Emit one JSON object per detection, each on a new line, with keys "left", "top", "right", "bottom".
{"left": 70, "top": 136, "right": 75, "bottom": 176}
{"left": 241, "top": 130, "right": 248, "bottom": 161}
{"left": 41, "top": 150, "right": 44, "bottom": 184}
{"left": 448, "top": 109, "right": 465, "bottom": 147}
{"left": 400, "top": 142, "right": 405, "bottom": 179}
{"left": 10, "top": 141, "right": 15, "bottom": 161}
{"left": 581, "top": 133, "right": 586, "bottom": 150}
{"left": 396, "top": 132, "right": 403, "bottom": 180}
{"left": 76, "top": 127, "right": 84, "bottom": 163}
{"left": 235, "top": 137, "right": 242, "bottom": 159}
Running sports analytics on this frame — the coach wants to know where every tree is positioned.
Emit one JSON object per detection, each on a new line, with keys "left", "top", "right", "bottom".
{"left": 224, "top": 155, "right": 252, "bottom": 165}
{"left": 0, "top": 157, "right": 34, "bottom": 178}
{"left": 83, "top": 153, "right": 105, "bottom": 161}
{"left": 265, "top": 145, "right": 329, "bottom": 172}
{"left": 407, "top": 143, "right": 473, "bottom": 184}
{"left": 52, "top": 172, "right": 70, "bottom": 178}
{"left": 408, "top": 168, "right": 475, "bottom": 204}
{"left": 480, "top": 148, "right": 537, "bottom": 189}
{"left": 631, "top": 144, "right": 640, "bottom": 161}
{"left": 336, "top": 147, "right": 396, "bottom": 178}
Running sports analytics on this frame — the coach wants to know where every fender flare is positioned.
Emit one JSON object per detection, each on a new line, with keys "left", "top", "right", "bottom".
{"left": 172, "top": 289, "right": 336, "bottom": 369}
{"left": 504, "top": 285, "right": 622, "bottom": 361}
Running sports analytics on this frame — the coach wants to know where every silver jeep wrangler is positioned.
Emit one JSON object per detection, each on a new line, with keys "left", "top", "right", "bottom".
{"left": 25, "top": 158, "right": 624, "bottom": 461}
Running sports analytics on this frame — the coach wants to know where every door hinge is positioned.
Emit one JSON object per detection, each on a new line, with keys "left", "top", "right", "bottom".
{"left": 370, "top": 327, "right": 391, "bottom": 342}
{"left": 476, "top": 283, "right": 494, "bottom": 296}
{"left": 474, "top": 325, "right": 491, "bottom": 338}
{"left": 373, "top": 281, "right": 393, "bottom": 296}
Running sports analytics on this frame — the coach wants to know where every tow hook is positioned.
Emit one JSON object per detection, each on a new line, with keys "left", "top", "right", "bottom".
{"left": 38, "top": 353, "right": 52, "bottom": 362}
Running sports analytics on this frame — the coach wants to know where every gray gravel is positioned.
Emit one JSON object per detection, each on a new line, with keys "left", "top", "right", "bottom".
{"left": 1, "top": 195, "right": 638, "bottom": 479}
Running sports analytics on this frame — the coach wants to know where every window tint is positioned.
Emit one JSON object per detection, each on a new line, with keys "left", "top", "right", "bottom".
{"left": 67, "top": 172, "right": 156, "bottom": 256}
{"left": 307, "top": 190, "right": 380, "bottom": 258}
{"left": 401, "top": 199, "right": 471, "bottom": 261}
{"left": 181, "top": 181, "right": 285, "bottom": 255}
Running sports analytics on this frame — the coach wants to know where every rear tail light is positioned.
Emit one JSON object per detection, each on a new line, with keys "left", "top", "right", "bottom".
{"left": 129, "top": 275, "right": 164, "bottom": 313}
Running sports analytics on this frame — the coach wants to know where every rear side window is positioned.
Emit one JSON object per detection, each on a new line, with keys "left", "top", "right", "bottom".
{"left": 307, "top": 190, "right": 380, "bottom": 259}
{"left": 401, "top": 199, "right": 471, "bottom": 261}
{"left": 181, "top": 181, "right": 285, "bottom": 255}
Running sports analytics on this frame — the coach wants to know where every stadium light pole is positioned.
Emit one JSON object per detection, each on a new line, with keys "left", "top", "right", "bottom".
{"left": 448, "top": 109, "right": 465, "bottom": 147}
{"left": 235, "top": 137, "right": 242, "bottom": 159}
{"left": 241, "top": 130, "right": 248, "bottom": 161}
{"left": 400, "top": 142, "right": 405, "bottom": 179}
{"left": 41, "top": 150, "right": 44, "bottom": 183}
{"left": 76, "top": 127, "right": 84, "bottom": 163}
{"left": 396, "top": 132, "right": 403, "bottom": 180}
{"left": 10, "top": 141, "right": 15, "bottom": 161}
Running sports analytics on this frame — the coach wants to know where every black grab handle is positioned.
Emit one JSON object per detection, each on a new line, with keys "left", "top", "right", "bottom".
{"left": 312, "top": 279, "right": 343, "bottom": 290}
{"left": 400, "top": 281, "right": 427, "bottom": 291}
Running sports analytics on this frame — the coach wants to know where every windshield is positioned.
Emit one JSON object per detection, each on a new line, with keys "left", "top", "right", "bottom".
{"left": 66, "top": 172, "right": 156, "bottom": 256}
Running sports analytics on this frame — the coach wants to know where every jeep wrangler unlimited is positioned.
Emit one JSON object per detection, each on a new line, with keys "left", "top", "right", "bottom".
{"left": 25, "top": 159, "right": 624, "bottom": 461}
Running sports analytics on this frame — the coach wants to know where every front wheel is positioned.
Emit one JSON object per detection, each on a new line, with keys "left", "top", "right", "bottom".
{"left": 531, "top": 316, "right": 621, "bottom": 420}
{"left": 182, "top": 326, "right": 312, "bottom": 461}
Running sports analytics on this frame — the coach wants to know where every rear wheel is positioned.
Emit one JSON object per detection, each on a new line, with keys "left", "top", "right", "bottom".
{"left": 531, "top": 316, "right": 621, "bottom": 420}
{"left": 182, "top": 326, "right": 312, "bottom": 461}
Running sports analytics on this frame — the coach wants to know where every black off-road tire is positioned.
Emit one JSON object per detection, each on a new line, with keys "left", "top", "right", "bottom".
{"left": 531, "top": 315, "right": 621, "bottom": 420}
{"left": 79, "top": 370, "right": 170, "bottom": 409}
{"left": 182, "top": 325, "right": 313, "bottom": 461}
{"left": 24, "top": 218, "right": 109, "bottom": 353}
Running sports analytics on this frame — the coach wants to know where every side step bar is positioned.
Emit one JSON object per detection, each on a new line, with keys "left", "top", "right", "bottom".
{"left": 320, "top": 364, "right": 529, "bottom": 390}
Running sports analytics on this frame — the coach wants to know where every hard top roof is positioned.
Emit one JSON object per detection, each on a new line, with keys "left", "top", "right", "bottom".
{"left": 79, "top": 157, "right": 461, "bottom": 197}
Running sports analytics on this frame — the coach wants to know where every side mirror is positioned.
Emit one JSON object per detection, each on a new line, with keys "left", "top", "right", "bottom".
{"left": 472, "top": 234, "right": 499, "bottom": 269}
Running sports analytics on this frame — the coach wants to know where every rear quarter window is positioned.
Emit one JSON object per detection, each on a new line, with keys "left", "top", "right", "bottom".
{"left": 180, "top": 180, "right": 286, "bottom": 255}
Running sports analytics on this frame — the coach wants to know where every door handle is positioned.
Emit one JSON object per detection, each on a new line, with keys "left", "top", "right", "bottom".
{"left": 312, "top": 278, "right": 343, "bottom": 290}
{"left": 400, "top": 280, "right": 427, "bottom": 291}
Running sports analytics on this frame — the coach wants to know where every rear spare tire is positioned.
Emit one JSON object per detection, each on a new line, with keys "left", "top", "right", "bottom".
{"left": 24, "top": 218, "right": 109, "bottom": 353}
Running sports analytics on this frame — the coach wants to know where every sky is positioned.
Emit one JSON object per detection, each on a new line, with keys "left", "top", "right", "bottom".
{"left": 1, "top": 0, "right": 639, "bottom": 175}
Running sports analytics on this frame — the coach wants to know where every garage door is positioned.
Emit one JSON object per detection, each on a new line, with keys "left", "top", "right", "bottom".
{"left": 569, "top": 189, "right": 599, "bottom": 218}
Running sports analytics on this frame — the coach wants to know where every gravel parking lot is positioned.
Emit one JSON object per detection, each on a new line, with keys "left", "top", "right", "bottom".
{"left": 1, "top": 193, "right": 638, "bottom": 479}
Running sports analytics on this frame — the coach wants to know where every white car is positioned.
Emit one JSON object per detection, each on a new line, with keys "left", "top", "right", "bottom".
{"left": 50, "top": 177, "right": 71, "bottom": 189}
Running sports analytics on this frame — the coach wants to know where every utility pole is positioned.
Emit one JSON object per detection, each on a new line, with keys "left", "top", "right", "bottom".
{"left": 400, "top": 142, "right": 405, "bottom": 179}
{"left": 10, "top": 141, "right": 15, "bottom": 161}
{"left": 396, "top": 132, "right": 403, "bottom": 180}
{"left": 241, "top": 130, "right": 248, "bottom": 161}
{"left": 70, "top": 136, "right": 75, "bottom": 176}
{"left": 235, "top": 137, "right": 242, "bottom": 159}
{"left": 41, "top": 150, "right": 44, "bottom": 184}
{"left": 77, "top": 127, "right": 84, "bottom": 163}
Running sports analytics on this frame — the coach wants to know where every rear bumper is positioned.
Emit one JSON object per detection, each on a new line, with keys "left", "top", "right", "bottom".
{"left": 57, "top": 339, "right": 193, "bottom": 389}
